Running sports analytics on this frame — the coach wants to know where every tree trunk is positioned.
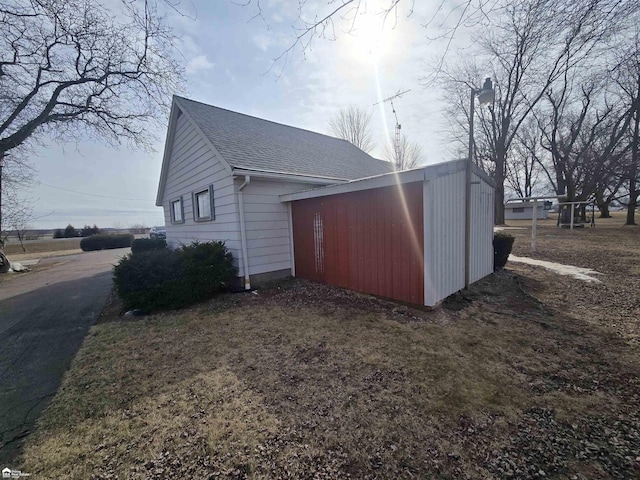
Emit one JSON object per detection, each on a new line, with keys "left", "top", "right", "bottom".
{"left": 599, "top": 202, "right": 611, "bottom": 218}
{"left": 494, "top": 147, "right": 506, "bottom": 225}
{"left": 627, "top": 81, "right": 639, "bottom": 225}
{"left": 626, "top": 118, "right": 638, "bottom": 224}
{"left": 595, "top": 190, "right": 611, "bottom": 218}
{"left": 627, "top": 174, "right": 638, "bottom": 225}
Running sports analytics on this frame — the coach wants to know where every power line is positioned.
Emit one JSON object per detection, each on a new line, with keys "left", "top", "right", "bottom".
{"left": 36, "top": 181, "right": 152, "bottom": 202}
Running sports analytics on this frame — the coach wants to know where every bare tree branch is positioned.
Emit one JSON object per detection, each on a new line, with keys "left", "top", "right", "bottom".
{"left": 382, "top": 134, "right": 423, "bottom": 170}
{"left": 329, "top": 105, "right": 376, "bottom": 153}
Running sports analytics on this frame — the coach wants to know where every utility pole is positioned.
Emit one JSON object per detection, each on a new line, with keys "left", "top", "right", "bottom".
{"left": 374, "top": 89, "right": 411, "bottom": 167}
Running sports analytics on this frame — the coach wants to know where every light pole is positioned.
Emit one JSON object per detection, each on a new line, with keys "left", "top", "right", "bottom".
{"left": 465, "top": 78, "right": 494, "bottom": 289}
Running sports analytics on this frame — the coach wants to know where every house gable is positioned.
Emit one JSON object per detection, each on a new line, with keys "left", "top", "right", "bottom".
{"left": 156, "top": 97, "right": 233, "bottom": 207}
{"left": 171, "top": 96, "right": 394, "bottom": 180}
{"left": 159, "top": 104, "right": 241, "bottom": 265}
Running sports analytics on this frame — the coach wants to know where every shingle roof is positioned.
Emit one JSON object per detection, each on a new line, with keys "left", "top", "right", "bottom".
{"left": 175, "top": 96, "right": 393, "bottom": 180}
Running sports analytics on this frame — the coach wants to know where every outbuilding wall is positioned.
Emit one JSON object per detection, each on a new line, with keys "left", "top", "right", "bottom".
{"left": 291, "top": 182, "right": 425, "bottom": 305}
{"left": 422, "top": 169, "right": 495, "bottom": 305}
{"left": 470, "top": 170, "right": 495, "bottom": 283}
{"left": 422, "top": 169, "right": 465, "bottom": 305}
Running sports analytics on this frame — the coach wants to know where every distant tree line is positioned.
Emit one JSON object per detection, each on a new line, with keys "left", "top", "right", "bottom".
{"left": 54, "top": 224, "right": 101, "bottom": 239}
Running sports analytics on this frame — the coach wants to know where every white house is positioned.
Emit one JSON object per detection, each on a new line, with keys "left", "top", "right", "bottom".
{"left": 504, "top": 201, "right": 549, "bottom": 220}
{"left": 156, "top": 96, "right": 392, "bottom": 288}
{"left": 156, "top": 96, "right": 495, "bottom": 304}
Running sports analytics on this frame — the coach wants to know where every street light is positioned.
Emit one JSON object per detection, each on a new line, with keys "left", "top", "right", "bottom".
{"left": 465, "top": 78, "right": 494, "bottom": 289}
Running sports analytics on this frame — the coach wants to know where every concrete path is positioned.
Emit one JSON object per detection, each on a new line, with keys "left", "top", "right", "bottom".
{"left": 0, "top": 248, "right": 129, "bottom": 465}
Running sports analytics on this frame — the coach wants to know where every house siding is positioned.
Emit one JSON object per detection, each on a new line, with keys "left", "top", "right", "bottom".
{"left": 162, "top": 111, "right": 241, "bottom": 265}
{"left": 238, "top": 178, "right": 324, "bottom": 277}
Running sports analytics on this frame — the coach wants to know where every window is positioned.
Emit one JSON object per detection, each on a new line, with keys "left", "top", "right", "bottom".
{"left": 193, "top": 185, "right": 215, "bottom": 221}
{"left": 512, "top": 207, "right": 525, "bottom": 213}
{"left": 170, "top": 197, "right": 183, "bottom": 223}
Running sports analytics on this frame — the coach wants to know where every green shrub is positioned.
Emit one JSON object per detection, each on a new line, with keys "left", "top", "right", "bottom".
{"left": 493, "top": 232, "right": 515, "bottom": 270}
{"left": 113, "top": 249, "right": 187, "bottom": 311}
{"left": 81, "top": 224, "right": 101, "bottom": 237}
{"left": 177, "top": 241, "right": 237, "bottom": 300}
{"left": 131, "top": 237, "right": 167, "bottom": 254}
{"left": 53, "top": 229, "right": 64, "bottom": 239}
{"left": 113, "top": 241, "right": 237, "bottom": 311}
{"left": 80, "top": 233, "right": 134, "bottom": 251}
{"left": 64, "top": 224, "right": 78, "bottom": 238}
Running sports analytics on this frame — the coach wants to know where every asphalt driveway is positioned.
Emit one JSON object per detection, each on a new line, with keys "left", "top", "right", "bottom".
{"left": 0, "top": 248, "right": 129, "bottom": 465}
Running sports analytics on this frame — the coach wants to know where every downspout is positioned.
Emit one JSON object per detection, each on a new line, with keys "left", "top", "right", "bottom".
{"left": 238, "top": 175, "right": 251, "bottom": 290}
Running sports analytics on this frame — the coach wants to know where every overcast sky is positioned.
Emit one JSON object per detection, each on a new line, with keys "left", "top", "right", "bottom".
{"left": 27, "top": 0, "right": 476, "bottom": 229}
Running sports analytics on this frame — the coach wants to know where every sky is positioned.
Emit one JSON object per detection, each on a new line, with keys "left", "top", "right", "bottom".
{"left": 23, "top": 0, "right": 478, "bottom": 230}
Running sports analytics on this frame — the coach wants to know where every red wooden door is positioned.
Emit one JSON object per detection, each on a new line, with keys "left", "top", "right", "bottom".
{"left": 291, "top": 182, "right": 424, "bottom": 305}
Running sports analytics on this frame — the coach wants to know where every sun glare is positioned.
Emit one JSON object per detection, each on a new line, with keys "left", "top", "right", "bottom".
{"left": 345, "top": 9, "right": 391, "bottom": 64}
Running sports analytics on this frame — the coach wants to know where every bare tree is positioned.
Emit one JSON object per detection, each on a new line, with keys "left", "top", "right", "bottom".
{"left": 0, "top": 0, "right": 183, "bottom": 241}
{"left": 329, "top": 105, "right": 375, "bottom": 153}
{"left": 440, "top": 0, "right": 637, "bottom": 224}
{"left": 506, "top": 118, "right": 547, "bottom": 198}
{"left": 0, "top": 149, "right": 34, "bottom": 247}
{"left": 613, "top": 30, "right": 640, "bottom": 225}
{"left": 383, "top": 134, "right": 423, "bottom": 170}
{"left": 535, "top": 72, "right": 632, "bottom": 223}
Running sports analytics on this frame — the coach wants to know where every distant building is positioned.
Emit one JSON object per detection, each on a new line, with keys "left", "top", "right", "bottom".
{"left": 504, "top": 201, "right": 549, "bottom": 220}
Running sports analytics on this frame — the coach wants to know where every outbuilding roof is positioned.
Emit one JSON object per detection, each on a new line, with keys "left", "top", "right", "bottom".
{"left": 280, "top": 159, "right": 496, "bottom": 202}
{"left": 174, "top": 96, "right": 393, "bottom": 181}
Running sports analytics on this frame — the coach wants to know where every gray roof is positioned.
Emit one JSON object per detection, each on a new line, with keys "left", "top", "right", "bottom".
{"left": 175, "top": 96, "right": 393, "bottom": 180}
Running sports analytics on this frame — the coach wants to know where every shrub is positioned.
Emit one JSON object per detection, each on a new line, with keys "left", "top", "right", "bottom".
{"left": 53, "top": 229, "right": 64, "bottom": 239}
{"left": 177, "top": 241, "right": 237, "bottom": 300}
{"left": 493, "top": 232, "right": 515, "bottom": 270}
{"left": 81, "top": 233, "right": 134, "bottom": 251}
{"left": 113, "top": 241, "right": 237, "bottom": 311}
{"left": 81, "top": 224, "right": 101, "bottom": 237}
{"left": 64, "top": 224, "right": 78, "bottom": 238}
{"left": 131, "top": 237, "right": 167, "bottom": 254}
{"left": 113, "top": 249, "right": 187, "bottom": 311}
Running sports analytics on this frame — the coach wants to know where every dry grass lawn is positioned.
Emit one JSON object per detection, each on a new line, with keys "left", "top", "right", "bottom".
{"left": 2, "top": 237, "right": 81, "bottom": 257}
{"left": 18, "top": 214, "right": 640, "bottom": 479}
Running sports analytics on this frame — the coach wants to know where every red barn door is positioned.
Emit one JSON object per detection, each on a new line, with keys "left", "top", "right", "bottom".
{"left": 291, "top": 182, "right": 424, "bottom": 305}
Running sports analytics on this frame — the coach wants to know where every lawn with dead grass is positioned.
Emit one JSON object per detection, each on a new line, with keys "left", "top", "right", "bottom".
{"left": 2, "top": 237, "right": 81, "bottom": 257}
{"left": 17, "top": 218, "right": 640, "bottom": 479}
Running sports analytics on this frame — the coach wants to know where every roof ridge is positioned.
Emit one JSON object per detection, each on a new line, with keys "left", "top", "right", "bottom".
{"left": 174, "top": 95, "right": 375, "bottom": 152}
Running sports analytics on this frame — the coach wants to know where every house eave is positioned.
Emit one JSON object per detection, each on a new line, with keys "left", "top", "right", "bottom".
{"left": 231, "top": 168, "right": 348, "bottom": 185}
{"left": 279, "top": 159, "right": 496, "bottom": 203}
{"left": 280, "top": 168, "right": 425, "bottom": 202}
